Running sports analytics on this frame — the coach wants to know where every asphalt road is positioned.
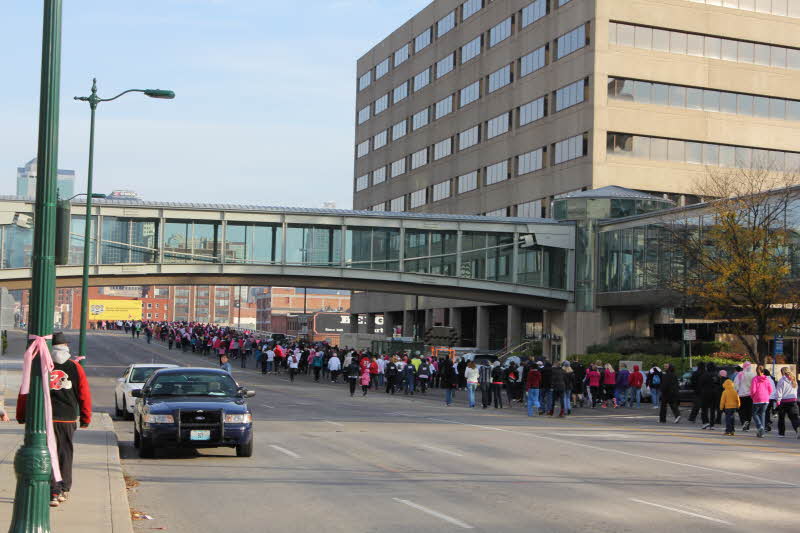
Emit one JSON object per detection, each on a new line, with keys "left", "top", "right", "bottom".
{"left": 68, "top": 331, "right": 800, "bottom": 532}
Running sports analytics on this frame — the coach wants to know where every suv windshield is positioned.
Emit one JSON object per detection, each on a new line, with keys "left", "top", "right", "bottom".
{"left": 130, "top": 367, "right": 163, "bottom": 384}
{"left": 148, "top": 373, "right": 238, "bottom": 397}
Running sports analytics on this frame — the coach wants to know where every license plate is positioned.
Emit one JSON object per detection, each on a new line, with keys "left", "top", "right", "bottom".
{"left": 190, "top": 430, "right": 211, "bottom": 441}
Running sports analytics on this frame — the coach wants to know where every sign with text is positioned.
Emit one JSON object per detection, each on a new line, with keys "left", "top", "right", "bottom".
{"left": 88, "top": 300, "right": 142, "bottom": 321}
{"left": 313, "top": 313, "right": 384, "bottom": 335}
{"left": 683, "top": 329, "right": 696, "bottom": 341}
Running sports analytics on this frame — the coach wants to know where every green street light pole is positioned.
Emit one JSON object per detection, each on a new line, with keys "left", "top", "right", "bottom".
{"left": 9, "top": 0, "right": 63, "bottom": 531}
{"left": 74, "top": 81, "right": 174, "bottom": 361}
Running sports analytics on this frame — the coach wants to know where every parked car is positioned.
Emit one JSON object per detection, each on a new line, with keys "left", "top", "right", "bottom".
{"left": 132, "top": 367, "right": 255, "bottom": 458}
{"left": 115, "top": 364, "right": 179, "bottom": 419}
{"left": 678, "top": 365, "right": 739, "bottom": 404}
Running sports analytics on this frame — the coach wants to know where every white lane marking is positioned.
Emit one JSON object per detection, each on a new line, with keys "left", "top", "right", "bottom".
{"left": 261, "top": 404, "right": 275, "bottom": 409}
{"left": 629, "top": 498, "right": 732, "bottom": 525}
{"left": 392, "top": 498, "right": 474, "bottom": 529}
{"left": 269, "top": 445, "right": 300, "bottom": 459}
{"left": 420, "top": 444, "right": 464, "bottom": 457}
{"left": 426, "top": 418, "right": 800, "bottom": 488}
{"left": 324, "top": 420, "right": 344, "bottom": 427}
{"left": 552, "top": 433, "right": 628, "bottom": 439}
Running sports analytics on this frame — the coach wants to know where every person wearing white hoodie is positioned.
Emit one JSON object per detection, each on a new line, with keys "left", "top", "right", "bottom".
{"left": 775, "top": 367, "right": 800, "bottom": 438}
{"left": 734, "top": 361, "right": 757, "bottom": 431}
{"left": 328, "top": 353, "right": 342, "bottom": 383}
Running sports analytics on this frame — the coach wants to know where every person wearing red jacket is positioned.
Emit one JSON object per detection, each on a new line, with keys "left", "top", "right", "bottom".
{"left": 628, "top": 365, "right": 645, "bottom": 408}
{"left": 525, "top": 362, "right": 542, "bottom": 417}
{"left": 586, "top": 365, "right": 602, "bottom": 408}
{"left": 17, "top": 332, "right": 92, "bottom": 508}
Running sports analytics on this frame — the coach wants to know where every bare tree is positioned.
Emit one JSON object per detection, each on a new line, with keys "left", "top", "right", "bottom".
{"left": 664, "top": 164, "right": 800, "bottom": 363}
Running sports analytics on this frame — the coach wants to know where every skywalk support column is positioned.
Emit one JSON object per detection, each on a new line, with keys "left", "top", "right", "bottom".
{"left": 403, "top": 310, "right": 414, "bottom": 338}
{"left": 383, "top": 312, "right": 395, "bottom": 338}
{"left": 507, "top": 305, "right": 522, "bottom": 349}
{"left": 367, "top": 312, "right": 378, "bottom": 334}
{"left": 476, "top": 306, "right": 490, "bottom": 350}
{"left": 10, "top": 1, "right": 62, "bottom": 531}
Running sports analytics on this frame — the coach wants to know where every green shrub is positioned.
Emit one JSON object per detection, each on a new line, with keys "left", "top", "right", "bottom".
{"left": 586, "top": 337, "right": 681, "bottom": 356}
{"left": 569, "top": 352, "right": 751, "bottom": 373}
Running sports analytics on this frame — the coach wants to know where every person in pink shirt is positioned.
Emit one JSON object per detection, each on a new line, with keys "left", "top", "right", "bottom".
{"left": 360, "top": 367, "right": 371, "bottom": 396}
{"left": 586, "top": 364, "right": 601, "bottom": 408}
{"left": 750, "top": 364, "right": 775, "bottom": 438}
{"left": 602, "top": 363, "right": 616, "bottom": 408}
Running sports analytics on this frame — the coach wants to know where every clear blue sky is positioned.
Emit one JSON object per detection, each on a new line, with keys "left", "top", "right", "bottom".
{"left": 2, "top": 0, "right": 431, "bottom": 208}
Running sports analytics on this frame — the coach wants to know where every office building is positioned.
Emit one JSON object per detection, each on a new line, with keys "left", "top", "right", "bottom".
{"left": 16, "top": 158, "right": 76, "bottom": 199}
{"left": 351, "top": 0, "right": 800, "bottom": 350}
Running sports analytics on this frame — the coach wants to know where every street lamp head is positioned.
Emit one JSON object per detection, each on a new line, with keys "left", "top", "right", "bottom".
{"left": 91, "top": 193, "right": 107, "bottom": 199}
{"left": 144, "top": 89, "right": 175, "bottom": 99}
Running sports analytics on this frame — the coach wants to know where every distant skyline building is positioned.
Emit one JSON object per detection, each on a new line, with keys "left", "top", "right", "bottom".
{"left": 16, "top": 158, "right": 75, "bottom": 199}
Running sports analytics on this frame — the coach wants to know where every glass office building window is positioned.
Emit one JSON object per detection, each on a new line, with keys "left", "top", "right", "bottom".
{"left": 520, "top": 45, "right": 546, "bottom": 77}
{"left": 435, "top": 95, "right": 453, "bottom": 119}
{"left": 517, "top": 199, "right": 543, "bottom": 218}
{"left": 607, "top": 132, "right": 800, "bottom": 171}
{"left": 432, "top": 181, "right": 451, "bottom": 201}
{"left": 374, "top": 130, "right": 388, "bottom": 149}
{"left": 437, "top": 53, "right": 455, "bottom": 78}
{"left": 163, "top": 220, "right": 220, "bottom": 263}
{"left": 461, "top": 231, "right": 515, "bottom": 283}
{"left": 376, "top": 58, "right": 390, "bottom": 79}
{"left": 410, "top": 188, "right": 427, "bottom": 209}
{"left": 609, "top": 21, "right": 800, "bottom": 71}
{"left": 356, "top": 140, "right": 369, "bottom": 158}
{"left": 411, "top": 148, "right": 428, "bottom": 169}
{"left": 486, "top": 160, "right": 509, "bottom": 185}
{"left": 371, "top": 203, "right": 386, "bottom": 212}
{"left": 437, "top": 11, "right": 456, "bottom": 37}
{"left": 522, "top": 0, "right": 547, "bottom": 28}
{"left": 356, "top": 174, "right": 369, "bottom": 192}
{"left": 414, "top": 68, "right": 431, "bottom": 92}
{"left": 434, "top": 138, "right": 453, "bottom": 160}
{"left": 489, "top": 17, "right": 512, "bottom": 47}
{"left": 285, "top": 225, "right": 342, "bottom": 266}
{"left": 391, "top": 158, "right": 407, "bottom": 177}
{"left": 555, "top": 79, "right": 586, "bottom": 111}
{"left": 488, "top": 65, "right": 512, "bottom": 93}
{"left": 554, "top": 134, "right": 587, "bottom": 164}
{"left": 458, "top": 171, "right": 479, "bottom": 193}
{"left": 225, "top": 223, "right": 282, "bottom": 264}
{"left": 684, "top": 0, "right": 800, "bottom": 18}
{"left": 393, "top": 81, "right": 408, "bottom": 104}
{"left": 486, "top": 208, "right": 509, "bottom": 217}
{"left": 413, "top": 108, "right": 430, "bottom": 130}
{"left": 558, "top": 0, "right": 573, "bottom": 5}
{"left": 66, "top": 215, "right": 96, "bottom": 267}
{"left": 556, "top": 25, "right": 587, "bottom": 59}
{"left": 461, "top": 36, "right": 482, "bottom": 63}
{"left": 519, "top": 96, "right": 546, "bottom": 126}
{"left": 518, "top": 148, "right": 544, "bottom": 175}
{"left": 390, "top": 196, "right": 405, "bottom": 212}
{"left": 460, "top": 81, "right": 480, "bottom": 107}
{"left": 392, "top": 119, "right": 407, "bottom": 140}
{"left": 394, "top": 44, "right": 410, "bottom": 67}
{"left": 463, "top": 0, "right": 482, "bottom": 20}
{"left": 404, "top": 229, "right": 458, "bottom": 276}
{"left": 415, "top": 28, "right": 432, "bottom": 52}
{"left": 607, "top": 77, "right": 800, "bottom": 122}
{"left": 459, "top": 125, "right": 480, "bottom": 150}
{"left": 357, "top": 106, "right": 370, "bottom": 125}
{"left": 100, "top": 217, "right": 159, "bottom": 264}
{"left": 345, "top": 226, "right": 401, "bottom": 271}
{"left": 372, "top": 166, "right": 386, "bottom": 185}
{"left": 487, "top": 113, "right": 510, "bottom": 139}
{"left": 358, "top": 71, "right": 371, "bottom": 91}
{"left": 375, "top": 94, "right": 389, "bottom": 115}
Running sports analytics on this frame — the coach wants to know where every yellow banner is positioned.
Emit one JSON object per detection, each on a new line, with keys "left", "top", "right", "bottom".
{"left": 88, "top": 300, "right": 142, "bottom": 321}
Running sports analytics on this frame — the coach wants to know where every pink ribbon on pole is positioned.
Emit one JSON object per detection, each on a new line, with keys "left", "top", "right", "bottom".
{"left": 19, "top": 334, "right": 62, "bottom": 482}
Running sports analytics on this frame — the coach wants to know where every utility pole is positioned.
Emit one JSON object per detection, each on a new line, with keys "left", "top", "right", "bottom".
{"left": 9, "top": 1, "right": 62, "bottom": 531}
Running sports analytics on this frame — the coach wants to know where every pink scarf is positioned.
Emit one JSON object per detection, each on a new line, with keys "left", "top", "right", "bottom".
{"left": 19, "top": 335, "right": 62, "bottom": 482}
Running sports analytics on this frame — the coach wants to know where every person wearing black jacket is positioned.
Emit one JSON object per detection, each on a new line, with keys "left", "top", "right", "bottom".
{"left": 457, "top": 358, "right": 468, "bottom": 390}
{"left": 385, "top": 358, "right": 398, "bottom": 394}
{"left": 550, "top": 364, "right": 566, "bottom": 416}
{"left": 346, "top": 360, "right": 361, "bottom": 397}
{"left": 688, "top": 362, "right": 706, "bottom": 422}
{"left": 540, "top": 362, "right": 553, "bottom": 415}
{"left": 490, "top": 362, "right": 505, "bottom": 409}
{"left": 479, "top": 363, "right": 493, "bottom": 408}
{"left": 417, "top": 359, "right": 431, "bottom": 394}
{"left": 699, "top": 362, "right": 721, "bottom": 429}
{"left": 659, "top": 364, "right": 682, "bottom": 423}
{"left": 441, "top": 359, "right": 458, "bottom": 406}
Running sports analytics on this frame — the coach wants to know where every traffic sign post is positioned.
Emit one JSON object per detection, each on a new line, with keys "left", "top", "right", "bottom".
{"left": 683, "top": 329, "right": 697, "bottom": 368}
{"left": 773, "top": 334, "right": 784, "bottom": 376}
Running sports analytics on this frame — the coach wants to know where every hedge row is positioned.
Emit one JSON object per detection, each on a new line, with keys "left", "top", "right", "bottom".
{"left": 568, "top": 353, "right": 753, "bottom": 373}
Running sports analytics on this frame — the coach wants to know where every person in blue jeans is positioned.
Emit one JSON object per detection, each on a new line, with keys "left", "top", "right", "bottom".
{"left": 465, "top": 361, "right": 479, "bottom": 408}
{"left": 526, "top": 362, "right": 542, "bottom": 416}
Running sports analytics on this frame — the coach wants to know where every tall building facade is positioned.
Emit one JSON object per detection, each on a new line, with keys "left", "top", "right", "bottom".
{"left": 352, "top": 0, "right": 800, "bottom": 351}
{"left": 16, "top": 158, "right": 75, "bottom": 199}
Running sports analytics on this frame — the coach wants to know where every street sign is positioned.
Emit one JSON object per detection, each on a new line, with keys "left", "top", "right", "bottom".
{"left": 683, "top": 329, "right": 696, "bottom": 341}
{"left": 775, "top": 335, "right": 784, "bottom": 356}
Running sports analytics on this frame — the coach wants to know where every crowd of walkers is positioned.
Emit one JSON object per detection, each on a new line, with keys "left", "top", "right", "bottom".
{"left": 125, "top": 320, "right": 800, "bottom": 439}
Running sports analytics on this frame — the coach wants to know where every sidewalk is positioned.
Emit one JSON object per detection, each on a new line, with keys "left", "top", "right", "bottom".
{"left": 0, "top": 337, "right": 133, "bottom": 533}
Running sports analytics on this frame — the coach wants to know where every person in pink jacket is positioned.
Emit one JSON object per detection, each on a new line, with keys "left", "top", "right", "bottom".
{"left": 750, "top": 365, "right": 775, "bottom": 438}
{"left": 360, "top": 368, "right": 371, "bottom": 396}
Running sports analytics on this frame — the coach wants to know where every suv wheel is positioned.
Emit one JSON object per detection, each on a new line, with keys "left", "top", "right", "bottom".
{"left": 139, "top": 436, "right": 155, "bottom": 458}
{"left": 236, "top": 437, "right": 253, "bottom": 457}
{"left": 133, "top": 425, "right": 141, "bottom": 448}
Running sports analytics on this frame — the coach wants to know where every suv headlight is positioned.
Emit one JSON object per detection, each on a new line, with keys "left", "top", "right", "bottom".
{"left": 145, "top": 414, "right": 174, "bottom": 424}
{"left": 224, "top": 413, "right": 252, "bottom": 424}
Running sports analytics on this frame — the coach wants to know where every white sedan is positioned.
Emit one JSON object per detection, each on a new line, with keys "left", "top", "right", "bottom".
{"left": 115, "top": 364, "right": 178, "bottom": 419}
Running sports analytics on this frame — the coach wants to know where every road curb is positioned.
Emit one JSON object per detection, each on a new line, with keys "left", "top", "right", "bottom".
{"left": 95, "top": 412, "right": 135, "bottom": 533}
